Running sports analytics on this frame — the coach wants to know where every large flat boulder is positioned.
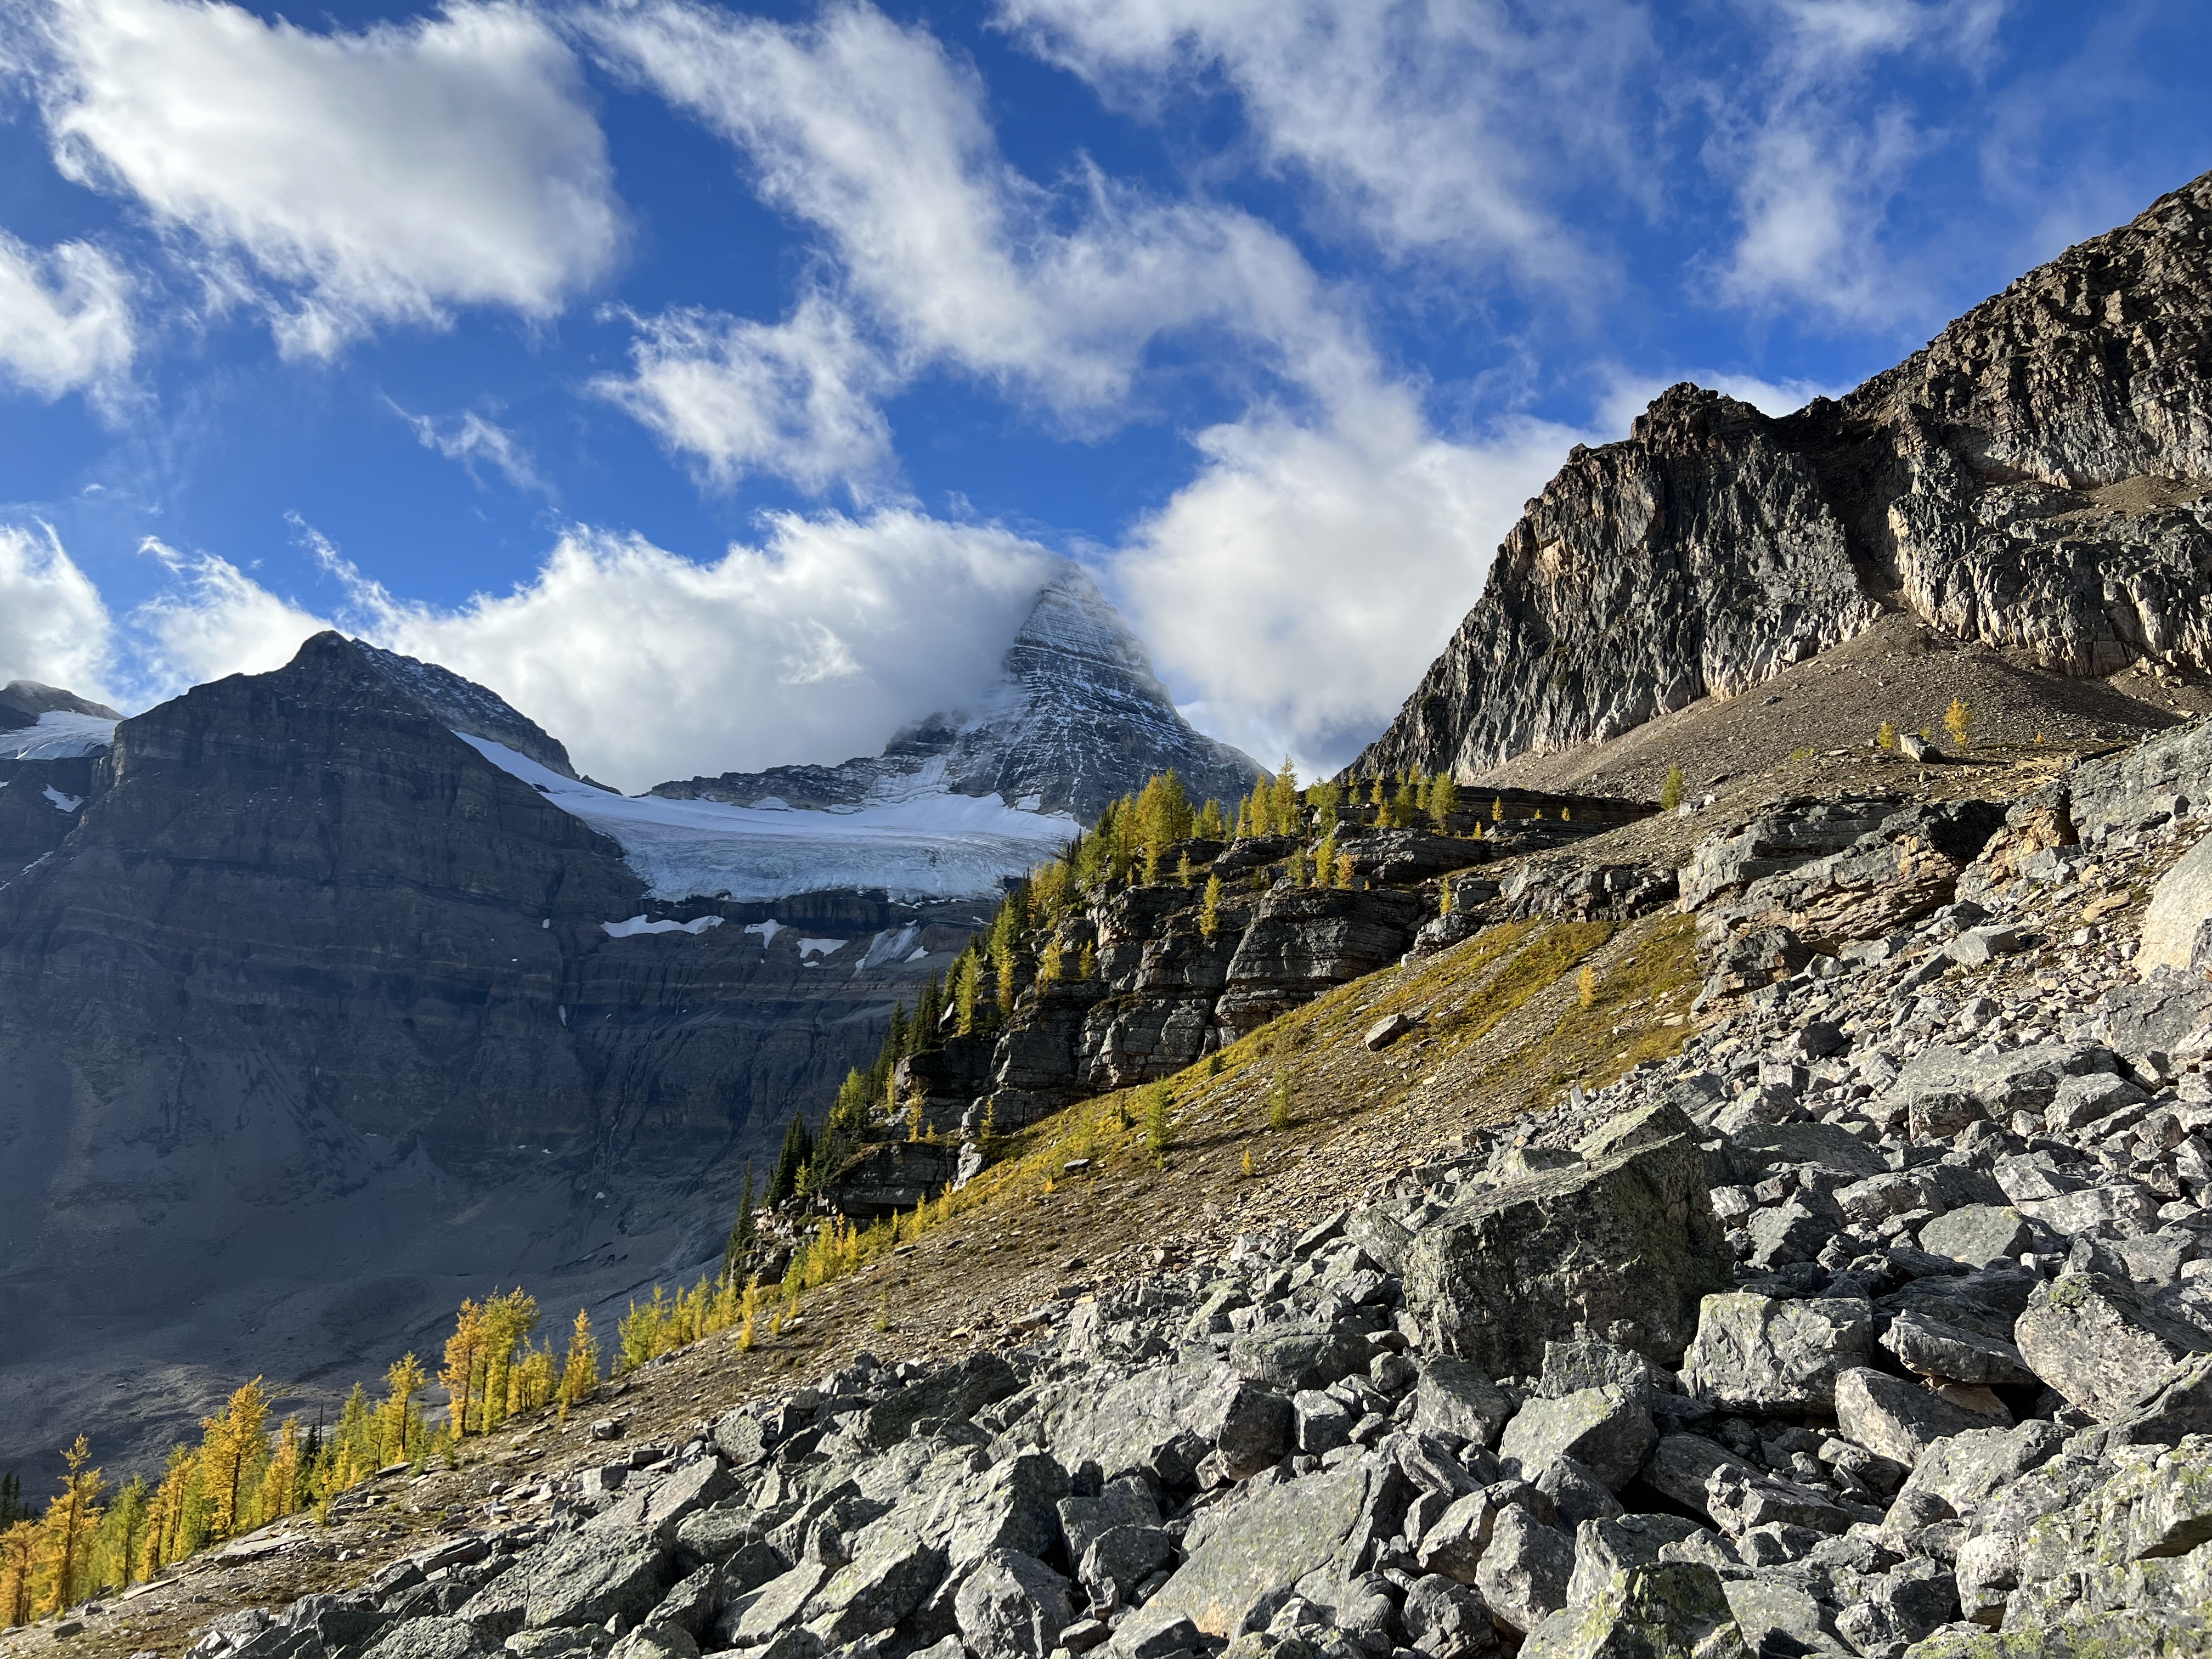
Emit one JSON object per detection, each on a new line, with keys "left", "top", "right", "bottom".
{"left": 1678, "top": 1293, "right": 1875, "bottom": 1412}
{"left": 1045, "top": 1361, "right": 1289, "bottom": 1486}
{"left": 1111, "top": 1460, "right": 1380, "bottom": 1645}
{"left": 2014, "top": 1271, "right": 2212, "bottom": 1417}
{"left": 1402, "top": 1104, "right": 1730, "bottom": 1375}
{"left": 457, "top": 1531, "right": 672, "bottom": 1638}
{"left": 2138, "top": 829, "right": 2212, "bottom": 977}
{"left": 1834, "top": 1368, "right": 1999, "bottom": 1466}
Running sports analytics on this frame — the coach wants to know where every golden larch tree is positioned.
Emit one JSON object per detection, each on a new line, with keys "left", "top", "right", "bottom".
{"left": 198, "top": 1381, "right": 268, "bottom": 1543}
{"left": 37, "top": 1436, "right": 103, "bottom": 1614}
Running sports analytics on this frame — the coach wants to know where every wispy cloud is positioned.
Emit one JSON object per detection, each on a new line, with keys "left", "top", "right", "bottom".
{"left": 0, "top": 230, "right": 135, "bottom": 408}
{"left": 389, "top": 402, "right": 551, "bottom": 496}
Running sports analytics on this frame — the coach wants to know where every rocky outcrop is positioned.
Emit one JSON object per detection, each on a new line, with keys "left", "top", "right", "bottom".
{"left": 652, "top": 567, "right": 1261, "bottom": 822}
{"left": 904, "top": 792, "right": 1666, "bottom": 1143}
{"left": 1361, "top": 168, "right": 2212, "bottom": 779}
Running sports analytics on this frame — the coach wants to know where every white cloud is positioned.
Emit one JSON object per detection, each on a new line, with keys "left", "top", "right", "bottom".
{"left": 0, "top": 231, "right": 134, "bottom": 406}
{"left": 592, "top": 292, "right": 896, "bottom": 495}
{"left": 1706, "top": 0, "right": 2011, "bottom": 325}
{"left": 1114, "top": 377, "right": 1589, "bottom": 776}
{"left": 317, "top": 510, "right": 1060, "bottom": 792}
{"left": 588, "top": 0, "right": 1342, "bottom": 456}
{"left": 38, "top": 0, "right": 622, "bottom": 356}
{"left": 392, "top": 404, "right": 549, "bottom": 495}
{"left": 127, "top": 539, "right": 333, "bottom": 701}
{"left": 996, "top": 0, "right": 1652, "bottom": 278}
{"left": 0, "top": 523, "right": 115, "bottom": 696}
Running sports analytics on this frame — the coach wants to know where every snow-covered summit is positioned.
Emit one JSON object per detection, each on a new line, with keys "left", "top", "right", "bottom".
{"left": 652, "top": 564, "right": 1262, "bottom": 823}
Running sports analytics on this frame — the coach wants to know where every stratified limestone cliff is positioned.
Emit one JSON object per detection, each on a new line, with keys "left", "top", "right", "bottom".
{"left": 1361, "top": 168, "right": 2212, "bottom": 779}
{"left": 0, "top": 635, "right": 972, "bottom": 1475}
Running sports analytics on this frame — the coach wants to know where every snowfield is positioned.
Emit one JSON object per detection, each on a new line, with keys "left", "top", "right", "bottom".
{"left": 0, "top": 712, "right": 117, "bottom": 760}
{"left": 456, "top": 734, "right": 1076, "bottom": 902}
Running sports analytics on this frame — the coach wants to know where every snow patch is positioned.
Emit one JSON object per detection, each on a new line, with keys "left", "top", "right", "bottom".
{"left": 42, "top": 786, "right": 83, "bottom": 813}
{"left": 455, "top": 732, "right": 1076, "bottom": 902}
{"left": 601, "top": 915, "right": 724, "bottom": 938}
{"left": 1, "top": 712, "right": 116, "bottom": 761}
{"left": 857, "top": 923, "right": 919, "bottom": 971}
{"left": 743, "top": 919, "right": 786, "bottom": 946}
{"left": 798, "top": 938, "right": 844, "bottom": 959}
{"left": 906, "top": 947, "right": 930, "bottom": 962}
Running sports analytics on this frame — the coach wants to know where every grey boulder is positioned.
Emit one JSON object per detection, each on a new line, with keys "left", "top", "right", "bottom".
{"left": 1408, "top": 1357, "right": 1514, "bottom": 1449}
{"left": 2013, "top": 1270, "right": 2212, "bottom": 1415}
{"left": 1678, "top": 1293, "right": 1875, "bottom": 1412}
{"left": 1519, "top": 1561, "right": 1745, "bottom": 1659}
{"left": 1474, "top": 1505, "right": 1575, "bottom": 1634}
{"left": 1398, "top": 1574, "right": 1497, "bottom": 1658}
{"left": 861, "top": 1354, "right": 1019, "bottom": 1448}
{"left": 1498, "top": 1386, "right": 1656, "bottom": 1492}
{"left": 456, "top": 1530, "right": 670, "bottom": 1638}
{"left": 1916, "top": 1205, "right": 2033, "bottom": 1269}
{"left": 1833, "top": 1367, "right": 1999, "bottom": 1466}
{"left": 952, "top": 1550, "right": 1076, "bottom": 1659}
{"left": 2137, "top": 828, "right": 2212, "bottom": 977}
{"left": 1402, "top": 1104, "right": 1730, "bottom": 1378}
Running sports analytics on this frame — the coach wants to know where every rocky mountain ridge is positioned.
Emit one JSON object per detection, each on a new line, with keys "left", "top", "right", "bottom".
{"left": 1359, "top": 166, "right": 2212, "bottom": 781}
{"left": 651, "top": 568, "right": 1260, "bottom": 826}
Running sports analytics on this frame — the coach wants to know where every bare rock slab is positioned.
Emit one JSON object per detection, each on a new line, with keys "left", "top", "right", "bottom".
{"left": 1402, "top": 1104, "right": 1730, "bottom": 1376}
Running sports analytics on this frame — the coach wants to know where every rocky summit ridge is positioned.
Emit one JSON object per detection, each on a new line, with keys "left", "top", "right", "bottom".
{"left": 1359, "top": 167, "right": 2212, "bottom": 781}
{"left": 651, "top": 567, "right": 1260, "bottom": 825}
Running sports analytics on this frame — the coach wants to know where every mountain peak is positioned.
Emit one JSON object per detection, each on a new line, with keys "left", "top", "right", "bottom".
{"left": 0, "top": 679, "right": 122, "bottom": 732}
{"left": 654, "top": 563, "right": 1262, "bottom": 825}
{"left": 270, "top": 632, "right": 582, "bottom": 779}
{"left": 1358, "top": 165, "right": 2212, "bottom": 780}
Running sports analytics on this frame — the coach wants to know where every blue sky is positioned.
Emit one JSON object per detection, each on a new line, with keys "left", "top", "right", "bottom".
{"left": 0, "top": 0, "right": 2205, "bottom": 788}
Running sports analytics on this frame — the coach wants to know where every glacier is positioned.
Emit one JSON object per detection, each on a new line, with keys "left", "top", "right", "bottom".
{"left": 0, "top": 711, "right": 117, "bottom": 761}
{"left": 457, "top": 733, "right": 1076, "bottom": 904}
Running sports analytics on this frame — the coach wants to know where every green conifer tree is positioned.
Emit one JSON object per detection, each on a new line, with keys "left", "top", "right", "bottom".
{"left": 722, "top": 1164, "right": 757, "bottom": 1280}
{"left": 1429, "top": 773, "right": 1459, "bottom": 832}
{"left": 767, "top": 1111, "right": 813, "bottom": 1206}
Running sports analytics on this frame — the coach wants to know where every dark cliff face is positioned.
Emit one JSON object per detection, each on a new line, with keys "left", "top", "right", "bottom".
{"left": 1361, "top": 168, "right": 2212, "bottom": 779}
{"left": 0, "top": 634, "right": 973, "bottom": 1475}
